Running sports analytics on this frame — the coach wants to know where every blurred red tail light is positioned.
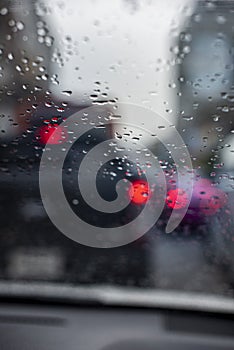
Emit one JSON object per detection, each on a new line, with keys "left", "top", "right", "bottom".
{"left": 36, "top": 123, "right": 67, "bottom": 145}
{"left": 129, "top": 180, "right": 151, "bottom": 205}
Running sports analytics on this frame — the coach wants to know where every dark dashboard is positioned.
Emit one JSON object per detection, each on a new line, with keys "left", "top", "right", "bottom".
{"left": 0, "top": 300, "right": 233, "bottom": 350}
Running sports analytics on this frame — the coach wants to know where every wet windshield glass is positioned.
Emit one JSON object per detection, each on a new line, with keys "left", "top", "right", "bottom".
{"left": 0, "top": 0, "right": 234, "bottom": 299}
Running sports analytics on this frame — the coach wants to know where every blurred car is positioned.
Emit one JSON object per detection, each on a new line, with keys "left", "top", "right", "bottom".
{"left": 177, "top": 0, "right": 234, "bottom": 282}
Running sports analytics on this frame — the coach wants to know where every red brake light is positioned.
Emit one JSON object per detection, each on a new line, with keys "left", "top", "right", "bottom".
{"left": 166, "top": 188, "right": 188, "bottom": 210}
{"left": 37, "top": 124, "right": 67, "bottom": 145}
{"left": 129, "top": 180, "right": 151, "bottom": 205}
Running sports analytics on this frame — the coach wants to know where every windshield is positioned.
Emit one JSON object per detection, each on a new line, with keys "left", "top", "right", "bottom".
{"left": 0, "top": 0, "right": 234, "bottom": 305}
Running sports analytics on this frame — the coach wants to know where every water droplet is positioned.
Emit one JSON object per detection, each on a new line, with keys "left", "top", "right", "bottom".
{"left": 45, "top": 102, "right": 52, "bottom": 108}
{"left": 213, "top": 163, "right": 224, "bottom": 169}
{"left": 216, "top": 15, "right": 226, "bottom": 24}
{"left": 228, "top": 95, "right": 234, "bottom": 102}
{"left": 42, "top": 74, "right": 49, "bottom": 81}
{"left": 8, "top": 53, "right": 14, "bottom": 60}
{"left": 16, "top": 65, "right": 23, "bottom": 72}
{"left": 62, "top": 90, "right": 72, "bottom": 96}
{"left": 182, "top": 115, "right": 193, "bottom": 121}
{"left": 8, "top": 19, "right": 15, "bottom": 27}
{"left": 57, "top": 107, "right": 64, "bottom": 112}
{"left": 45, "top": 35, "right": 54, "bottom": 47}
{"left": 183, "top": 45, "right": 190, "bottom": 54}
{"left": 0, "top": 7, "right": 8, "bottom": 15}
{"left": 222, "top": 106, "right": 229, "bottom": 113}
{"left": 16, "top": 21, "right": 24, "bottom": 31}
{"left": 212, "top": 115, "right": 220, "bottom": 122}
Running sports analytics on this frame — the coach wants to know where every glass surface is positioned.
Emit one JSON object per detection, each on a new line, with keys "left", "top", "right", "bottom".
{"left": 0, "top": 0, "right": 234, "bottom": 299}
